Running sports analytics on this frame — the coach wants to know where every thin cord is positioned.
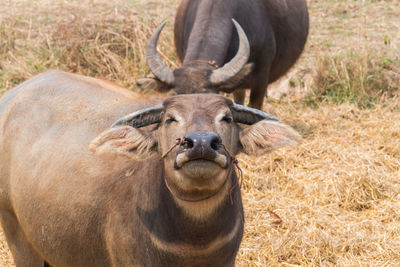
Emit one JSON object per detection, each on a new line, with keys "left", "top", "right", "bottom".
{"left": 161, "top": 138, "right": 183, "bottom": 158}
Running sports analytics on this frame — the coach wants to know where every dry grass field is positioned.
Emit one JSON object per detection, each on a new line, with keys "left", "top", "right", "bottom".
{"left": 0, "top": 0, "right": 399, "bottom": 266}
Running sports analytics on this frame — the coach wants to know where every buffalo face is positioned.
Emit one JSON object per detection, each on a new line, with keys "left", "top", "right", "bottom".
{"left": 90, "top": 94, "right": 300, "bottom": 208}
{"left": 157, "top": 95, "right": 239, "bottom": 202}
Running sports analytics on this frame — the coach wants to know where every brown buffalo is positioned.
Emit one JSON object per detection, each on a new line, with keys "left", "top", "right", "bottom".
{"left": 0, "top": 70, "right": 300, "bottom": 266}
{"left": 137, "top": 0, "right": 309, "bottom": 109}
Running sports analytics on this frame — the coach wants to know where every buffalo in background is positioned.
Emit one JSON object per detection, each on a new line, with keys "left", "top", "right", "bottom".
{"left": 138, "top": 0, "right": 309, "bottom": 109}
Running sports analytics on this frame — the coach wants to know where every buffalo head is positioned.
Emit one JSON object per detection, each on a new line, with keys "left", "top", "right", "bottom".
{"left": 137, "top": 20, "right": 254, "bottom": 94}
{"left": 90, "top": 94, "right": 299, "bottom": 218}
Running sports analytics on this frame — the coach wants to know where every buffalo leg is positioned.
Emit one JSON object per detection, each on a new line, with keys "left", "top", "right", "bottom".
{"left": 233, "top": 89, "right": 246, "bottom": 105}
{"left": 0, "top": 211, "right": 44, "bottom": 267}
{"left": 248, "top": 86, "right": 267, "bottom": 109}
{"left": 248, "top": 69, "right": 270, "bottom": 109}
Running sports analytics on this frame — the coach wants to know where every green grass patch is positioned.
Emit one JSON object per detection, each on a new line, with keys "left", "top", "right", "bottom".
{"left": 305, "top": 49, "right": 400, "bottom": 109}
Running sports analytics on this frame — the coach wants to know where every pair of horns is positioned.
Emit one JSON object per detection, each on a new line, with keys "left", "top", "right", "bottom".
{"left": 112, "top": 103, "right": 279, "bottom": 128}
{"left": 146, "top": 19, "right": 250, "bottom": 86}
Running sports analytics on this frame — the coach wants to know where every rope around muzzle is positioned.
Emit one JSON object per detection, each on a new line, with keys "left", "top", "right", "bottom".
{"left": 161, "top": 137, "right": 184, "bottom": 159}
{"left": 221, "top": 143, "right": 244, "bottom": 205}
{"left": 161, "top": 138, "right": 244, "bottom": 205}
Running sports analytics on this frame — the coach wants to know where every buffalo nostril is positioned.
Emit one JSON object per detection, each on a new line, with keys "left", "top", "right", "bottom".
{"left": 210, "top": 136, "right": 222, "bottom": 150}
{"left": 181, "top": 137, "right": 194, "bottom": 149}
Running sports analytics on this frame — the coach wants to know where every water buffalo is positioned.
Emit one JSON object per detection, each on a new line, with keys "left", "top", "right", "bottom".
{"left": 0, "top": 70, "right": 300, "bottom": 266}
{"left": 137, "top": 0, "right": 309, "bottom": 109}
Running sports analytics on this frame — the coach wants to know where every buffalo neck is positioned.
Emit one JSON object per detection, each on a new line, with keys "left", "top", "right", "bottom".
{"left": 182, "top": 0, "right": 238, "bottom": 66}
{"left": 136, "top": 160, "right": 244, "bottom": 247}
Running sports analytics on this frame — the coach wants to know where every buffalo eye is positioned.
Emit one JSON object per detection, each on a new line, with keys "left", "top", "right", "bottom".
{"left": 165, "top": 117, "right": 177, "bottom": 126}
{"left": 221, "top": 116, "right": 233, "bottom": 123}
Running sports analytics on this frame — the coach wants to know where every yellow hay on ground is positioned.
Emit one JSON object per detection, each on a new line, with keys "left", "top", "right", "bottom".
{"left": 237, "top": 101, "right": 400, "bottom": 266}
{"left": 0, "top": 0, "right": 178, "bottom": 91}
{"left": 0, "top": 229, "right": 14, "bottom": 266}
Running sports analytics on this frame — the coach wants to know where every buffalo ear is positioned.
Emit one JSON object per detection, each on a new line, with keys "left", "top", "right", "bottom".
{"left": 216, "top": 63, "right": 253, "bottom": 93}
{"left": 239, "top": 120, "right": 301, "bottom": 155}
{"left": 136, "top": 77, "right": 172, "bottom": 92}
{"left": 89, "top": 126, "right": 157, "bottom": 159}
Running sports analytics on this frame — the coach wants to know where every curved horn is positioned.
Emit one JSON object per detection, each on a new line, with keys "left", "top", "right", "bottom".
{"left": 111, "top": 104, "right": 164, "bottom": 128}
{"left": 209, "top": 19, "right": 250, "bottom": 86}
{"left": 146, "top": 22, "right": 175, "bottom": 85}
{"left": 231, "top": 103, "right": 280, "bottom": 125}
